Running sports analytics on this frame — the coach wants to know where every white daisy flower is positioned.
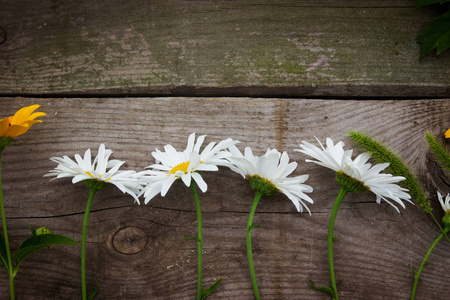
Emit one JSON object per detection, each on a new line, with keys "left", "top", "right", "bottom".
{"left": 296, "top": 137, "right": 412, "bottom": 213}
{"left": 141, "top": 133, "right": 238, "bottom": 204}
{"left": 46, "top": 144, "right": 145, "bottom": 204}
{"left": 437, "top": 191, "right": 450, "bottom": 213}
{"left": 226, "top": 145, "right": 314, "bottom": 214}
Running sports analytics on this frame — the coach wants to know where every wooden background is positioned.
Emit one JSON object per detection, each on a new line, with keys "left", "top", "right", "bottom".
{"left": 1, "top": 1, "right": 449, "bottom": 299}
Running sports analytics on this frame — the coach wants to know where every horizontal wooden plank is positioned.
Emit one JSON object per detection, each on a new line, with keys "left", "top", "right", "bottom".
{"left": 0, "top": 1, "right": 449, "bottom": 97}
{"left": 0, "top": 98, "right": 449, "bottom": 299}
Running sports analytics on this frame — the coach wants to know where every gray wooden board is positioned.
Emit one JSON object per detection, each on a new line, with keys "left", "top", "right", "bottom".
{"left": 0, "top": 1, "right": 450, "bottom": 97}
{"left": 0, "top": 97, "right": 449, "bottom": 299}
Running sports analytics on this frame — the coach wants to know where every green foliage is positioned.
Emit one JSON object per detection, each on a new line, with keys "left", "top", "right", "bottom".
{"left": 426, "top": 131, "right": 450, "bottom": 171}
{"left": 36, "top": 227, "right": 52, "bottom": 235}
{"left": 13, "top": 233, "right": 78, "bottom": 269}
{"left": 417, "top": 0, "right": 450, "bottom": 8}
{"left": 408, "top": 264, "right": 417, "bottom": 275}
{"left": 310, "top": 280, "right": 336, "bottom": 299}
{"left": 0, "top": 137, "right": 13, "bottom": 150}
{"left": 349, "top": 131, "right": 432, "bottom": 213}
{"left": 183, "top": 232, "right": 200, "bottom": 244}
{"left": 443, "top": 213, "right": 450, "bottom": 228}
{"left": 1, "top": 226, "right": 78, "bottom": 283}
{"left": 88, "top": 282, "right": 99, "bottom": 300}
{"left": 249, "top": 224, "right": 261, "bottom": 232}
{"left": 27, "top": 225, "right": 37, "bottom": 236}
{"left": 0, "top": 233, "right": 9, "bottom": 271}
{"left": 201, "top": 278, "right": 223, "bottom": 299}
{"left": 416, "top": 1, "right": 450, "bottom": 59}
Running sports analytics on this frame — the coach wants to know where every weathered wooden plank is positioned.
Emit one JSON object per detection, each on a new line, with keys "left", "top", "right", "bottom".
{"left": 0, "top": 98, "right": 449, "bottom": 299}
{"left": 0, "top": 1, "right": 449, "bottom": 97}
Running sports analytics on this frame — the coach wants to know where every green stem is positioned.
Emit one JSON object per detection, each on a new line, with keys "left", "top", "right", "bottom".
{"left": 190, "top": 181, "right": 203, "bottom": 300}
{"left": 430, "top": 212, "right": 450, "bottom": 243}
{"left": 81, "top": 188, "right": 97, "bottom": 300}
{"left": 247, "top": 191, "right": 263, "bottom": 300}
{"left": 327, "top": 187, "right": 348, "bottom": 300}
{"left": 0, "top": 147, "right": 15, "bottom": 300}
{"left": 410, "top": 227, "right": 450, "bottom": 300}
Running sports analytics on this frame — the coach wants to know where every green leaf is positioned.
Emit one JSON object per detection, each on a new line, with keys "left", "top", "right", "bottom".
{"left": 0, "top": 233, "right": 9, "bottom": 271}
{"left": 27, "top": 225, "right": 37, "bottom": 236}
{"left": 416, "top": 0, "right": 450, "bottom": 9}
{"left": 408, "top": 264, "right": 417, "bottom": 276}
{"left": 249, "top": 224, "right": 260, "bottom": 232}
{"left": 201, "top": 278, "right": 223, "bottom": 299}
{"left": 310, "top": 280, "right": 336, "bottom": 298}
{"left": 88, "top": 282, "right": 99, "bottom": 300}
{"left": 332, "top": 237, "right": 339, "bottom": 243}
{"left": 12, "top": 234, "right": 78, "bottom": 267}
{"left": 183, "top": 233, "right": 200, "bottom": 244}
{"left": 417, "top": 11, "right": 450, "bottom": 60}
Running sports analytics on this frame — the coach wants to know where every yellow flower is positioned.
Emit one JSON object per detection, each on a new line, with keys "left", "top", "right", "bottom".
{"left": 0, "top": 104, "right": 46, "bottom": 138}
{"left": 445, "top": 128, "right": 450, "bottom": 139}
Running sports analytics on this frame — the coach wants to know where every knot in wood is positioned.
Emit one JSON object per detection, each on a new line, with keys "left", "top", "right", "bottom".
{"left": 112, "top": 226, "right": 148, "bottom": 255}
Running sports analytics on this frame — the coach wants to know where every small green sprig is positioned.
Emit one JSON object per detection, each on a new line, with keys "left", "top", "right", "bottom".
{"left": 426, "top": 131, "right": 450, "bottom": 171}
{"left": 1, "top": 141, "right": 77, "bottom": 300}
{"left": 348, "top": 131, "right": 431, "bottom": 213}
{"left": 0, "top": 225, "right": 78, "bottom": 300}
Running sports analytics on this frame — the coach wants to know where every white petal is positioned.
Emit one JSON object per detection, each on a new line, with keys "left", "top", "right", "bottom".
{"left": 181, "top": 173, "right": 192, "bottom": 187}
{"left": 144, "top": 183, "right": 164, "bottom": 204}
{"left": 194, "top": 134, "right": 206, "bottom": 153}
{"left": 161, "top": 176, "right": 177, "bottom": 196}
{"left": 192, "top": 172, "right": 207, "bottom": 192}
{"left": 185, "top": 132, "right": 196, "bottom": 153}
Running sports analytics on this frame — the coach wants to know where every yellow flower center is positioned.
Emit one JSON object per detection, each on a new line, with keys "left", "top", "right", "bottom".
{"left": 85, "top": 171, "right": 111, "bottom": 181}
{"left": 169, "top": 161, "right": 204, "bottom": 176}
{"left": 169, "top": 161, "right": 191, "bottom": 175}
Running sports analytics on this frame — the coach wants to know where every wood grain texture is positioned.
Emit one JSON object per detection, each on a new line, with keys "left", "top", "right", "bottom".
{"left": 0, "top": 1, "right": 450, "bottom": 97}
{"left": 0, "top": 97, "right": 449, "bottom": 299}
